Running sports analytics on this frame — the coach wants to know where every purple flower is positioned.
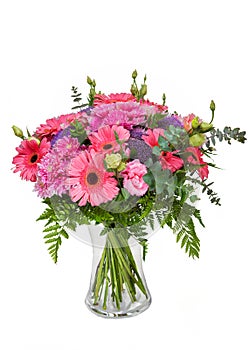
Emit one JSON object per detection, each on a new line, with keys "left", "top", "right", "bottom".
{"left": 128, "top": 138, "right": 153, "bottom": 164}
{"left": 51, "top": 128, "right": 71, "bottom": 147}
{"left": 157, "top": 115, "right": 183, "bottom": 129}
{"left": 130, "top": 127, "right": 147, "bottom": 140}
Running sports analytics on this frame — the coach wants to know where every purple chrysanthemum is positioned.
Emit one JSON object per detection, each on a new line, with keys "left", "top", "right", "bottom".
{"left": 128, "top": 138, "right": 153, "bottom": 164}
{"left": 34, "top": 136, "right": 81, "bottom": 197}
{"left": 157, "top": 114, "right": 183, "bottom": 129}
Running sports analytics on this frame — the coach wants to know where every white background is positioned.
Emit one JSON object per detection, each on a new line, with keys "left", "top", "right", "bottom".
{"left": 1, "top": 0, "right": 249, "bottom": 349}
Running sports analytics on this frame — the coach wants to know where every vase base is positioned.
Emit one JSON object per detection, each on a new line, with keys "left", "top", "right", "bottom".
{"left": 85, "top": 296, "right": 152, "bottom": 319}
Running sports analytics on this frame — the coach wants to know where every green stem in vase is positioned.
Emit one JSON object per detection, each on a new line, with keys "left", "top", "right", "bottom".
{"left": 91, "top": 229, "right": 148, "bottom": 310}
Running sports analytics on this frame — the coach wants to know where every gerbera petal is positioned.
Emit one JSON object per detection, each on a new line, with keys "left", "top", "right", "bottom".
{"left": 68, "top": 149, "right": 119, "bottom": 206}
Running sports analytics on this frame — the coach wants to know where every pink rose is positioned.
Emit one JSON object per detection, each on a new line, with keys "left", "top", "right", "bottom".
{"left": 121, "top": 159, "right": 149, "bottom": 196}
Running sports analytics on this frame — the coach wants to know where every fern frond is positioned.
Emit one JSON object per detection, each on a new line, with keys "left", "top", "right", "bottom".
{"left": 37, "top": 199, "right": 69, "bottom": 263}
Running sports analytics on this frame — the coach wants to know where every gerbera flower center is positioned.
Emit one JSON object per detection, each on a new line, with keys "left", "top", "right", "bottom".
{"left": 87, "top": 172, "right": 99, "bottom": 185}
{"left": 103, "top": 143, "right": 113, "bottom": 150}
{"left": 30, "top": 154, "right": 38, "bottom": 163}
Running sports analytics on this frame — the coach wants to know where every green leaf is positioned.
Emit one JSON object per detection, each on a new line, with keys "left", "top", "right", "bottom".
{"left": 152, "top": 146, "right": 161, "bottom": 156}
{"left": 36, "top": 198, "right": 71, "bottom": 263}
{"left": 158, "top": 136, "right": 170, "bottom": 151}
{"left": 43, "top": 224, "right": 61, "bottom": 232}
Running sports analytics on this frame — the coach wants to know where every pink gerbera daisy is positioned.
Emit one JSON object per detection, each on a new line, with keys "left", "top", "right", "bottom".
{"left": 94, "top": 93, "right": 136, "bottom": 106}
{"left": 89, "top": 125, "right": 130, "bottom": 154}
{"left": 12, "top": 138, "right": 50, "bottom": 182}
{"left": 35, "top": 112, "right": 82, "bottom": 140}
{"left": 68, "top": 149, "right": 119, "bottom": 206}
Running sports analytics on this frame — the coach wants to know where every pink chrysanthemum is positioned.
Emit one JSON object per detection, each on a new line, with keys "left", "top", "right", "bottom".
{"left": 185, "top": 147, "right": 209, "bottom": 180}
{"left": 160, "top": 151, "right": 184, "bottom": 172}
{"left": 36, "top": 112, "right": 84, "bottom": 140}
{"left": 68, "top": 149, "right": 119, "bottom": 206}
{"left": 34, "top": 136, "right": 81, "bottom": 197}
{"left": 89, "top": 125, "right": 130, "bottom": 154}
{"left": 12, "top": 138, "right": 50, "bottom": 182}
{"left": 94, "top": 93, "right": 136, "bottom": 106}
{"left": 121, "top": 159, "right": 149, "bottom": 197}
{"left": 90, "top": 102, "right": 146, "bottom": 130}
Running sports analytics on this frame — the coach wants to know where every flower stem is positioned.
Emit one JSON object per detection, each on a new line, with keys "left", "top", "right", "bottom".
{"left": 91, "top": 229, "right": 148, "bottom": 310}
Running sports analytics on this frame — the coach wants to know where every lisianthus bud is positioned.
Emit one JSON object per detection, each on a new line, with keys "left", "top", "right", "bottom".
{"left": 92, "top": 79, "right": 96, "bottom": 87}
{"left": 105, "top": 153, "right": 122, "bottom": 169}
{"left": 200, "top": 122, "right": 213, "bottom": 132}
{"left": 28, "top": 136, "right": 40, "bottom": 144}
{"left": 130, "top": 83, "right": 138, "bottom": 95}
{"left": 140, "top": 84, "right": 147, "bottom": 97}
{"left": 189, "top": 133, "right": 206, "bottom": 147}
{"left": 12, "top": 125, "right": 24, "bottom": 139}
{"left": 132, "top": 70, "right": 137, "bottom": 79}
{"left": 162, "top": 93, "right": 166, "bottom": 106}
{"left": 191, "top": 116, "right": 200, "bottom": 129}
{"left": 210, "top": 100, "right": 215, "bottom": 112}
{"left": 87, "top": 76, "right": 93, "bottom": 85}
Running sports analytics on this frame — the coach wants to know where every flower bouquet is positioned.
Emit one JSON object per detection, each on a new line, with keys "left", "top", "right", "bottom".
{"left": 12, "top": 71, "right": 246, "bottom": 318}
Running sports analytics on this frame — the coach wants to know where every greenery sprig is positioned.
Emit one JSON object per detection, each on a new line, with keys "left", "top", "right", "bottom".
{"left": 206, "top": 126, "right": 247, "bottom": 147}
{"left": 36, "top": 199, "right": 69, "bottom": 263}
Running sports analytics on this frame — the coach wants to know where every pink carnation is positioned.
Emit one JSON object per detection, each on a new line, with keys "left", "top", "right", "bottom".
{"left": 142, "top": 128, "right": 165, "bottom": 147}
{"left": 185, "top": 147, "right": 209, "bottom": 180}
{"left": 160, "top": 151, "right": 184, "bottom": 172}
{"left": 121, "top": 159, "right": 149, "bottom": 197}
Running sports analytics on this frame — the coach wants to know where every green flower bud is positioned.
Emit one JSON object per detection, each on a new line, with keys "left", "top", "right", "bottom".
{"left": 12, "top": 125, "right": 24, "bottom": 139}
{"left": 140, "top": 84, "right": 147, "bottom": 97}
{"left": 28, "top": 136, "right": 40, "bottom": 144}
{"left": 92, "top": 79, "right": 96, "bottom": 87}
{"left": 132, "top": 70, "right": 137, "bottom": 79}
{"left": 210, "top": 100, "right": 215, "bottom": 112}
{"left": 162, "top": 93, "right": 166, "bottom": 106}
{"left": 130, "top": 83, "right": 138, "bottom": 96}
{"left": 189, "top": 133, "right": 206, "bottom": 147}
{"left": 87, "top": 76, "right": 93, "bottom": 85}
{"left": 191, "top": 116, "right": 200, "bottom": 129}
{"left": 105, "top": 153, "right": 122, "bottom": 169}
{"left": 200, "top": 122, "right": 213, "bottom": 132}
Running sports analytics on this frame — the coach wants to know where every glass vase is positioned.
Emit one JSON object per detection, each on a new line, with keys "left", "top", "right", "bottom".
{"left": 85, "top": 225, "right": 152, "bottom": 318}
